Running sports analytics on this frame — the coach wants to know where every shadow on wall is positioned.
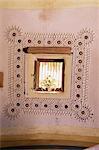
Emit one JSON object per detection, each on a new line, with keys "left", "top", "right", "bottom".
{"left": 1, "top": 145, "right": 86, "bottom": 150}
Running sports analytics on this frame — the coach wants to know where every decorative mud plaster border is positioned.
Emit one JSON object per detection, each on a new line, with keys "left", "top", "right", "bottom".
{"left": 3, "top": 26, "right": 94, "bottom": 122}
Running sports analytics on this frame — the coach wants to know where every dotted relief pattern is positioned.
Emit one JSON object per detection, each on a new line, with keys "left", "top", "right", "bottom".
{"left": 2, "top": 25, "right": 95, "bottom": 122}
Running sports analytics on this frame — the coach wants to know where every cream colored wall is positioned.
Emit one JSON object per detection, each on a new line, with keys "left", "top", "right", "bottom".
{"left": 0, "top": 0, "right": 98, "bottom": 9}
{"left": 0, "top": 6, "right": 99, "bottom": 134}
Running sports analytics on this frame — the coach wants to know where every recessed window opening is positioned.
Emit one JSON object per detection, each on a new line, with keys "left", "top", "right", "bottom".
{"left": 23, "top": 47, "right": 72, "bottom": 98}
{"left": 35, "top": 59, "right": 64, "bottom": 92}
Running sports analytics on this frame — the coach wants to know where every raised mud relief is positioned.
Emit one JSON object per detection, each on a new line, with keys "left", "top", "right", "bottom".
{"left": 2, "top": 25, "right": 95, "bottom": 122}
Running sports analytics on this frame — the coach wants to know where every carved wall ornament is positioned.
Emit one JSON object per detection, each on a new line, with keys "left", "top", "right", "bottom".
{"left": 3, "top": 25, "right": 94, "bottom": 122}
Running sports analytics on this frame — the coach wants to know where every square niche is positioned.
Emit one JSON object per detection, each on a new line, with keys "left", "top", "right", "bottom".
{"left": 24, "top": 47, "right": 72, "bottom": 99}
{"left": 35, "top": 58, "right": 64, "bottom": 92}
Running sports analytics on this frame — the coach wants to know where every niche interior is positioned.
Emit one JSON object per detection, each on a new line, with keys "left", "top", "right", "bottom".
{"left": 23, "top": 47, "right": 72, "bottom": 99}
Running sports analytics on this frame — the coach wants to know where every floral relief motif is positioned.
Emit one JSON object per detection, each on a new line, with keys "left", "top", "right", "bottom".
{"left": 5, "top": 26, "right": 22, "bottom": 44}
{"left": 3, "top": 103, "right": 20, "bottom": 120}
{"left": 3, "top": 25, "right": 95, "bottom": 122}
{"left": 73, "top": 105, "right": 94, "bottom": 121}
{"left": 76, "top": 28, "right": 95, "bottom": 45}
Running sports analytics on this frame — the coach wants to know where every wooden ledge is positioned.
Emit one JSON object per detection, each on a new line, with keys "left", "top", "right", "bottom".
{"left": 0, "top": 133, "right": 99, "bottom": 148}
{"left": 0, "top": 72, "right": 3, "bottom": 87}
{"left": 1, "top": 126, "right": 99, "bottom": 148}
{"left": 23, "top": 47, "right": 72, "bottom": 54}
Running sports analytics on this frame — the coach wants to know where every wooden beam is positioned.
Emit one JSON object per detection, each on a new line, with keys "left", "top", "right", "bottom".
{"left": 1, "top": 134, "right": 99, "bottom": 148}
{"left": 23, "top": 47, "right": 72, "bottom": 55}
{"left": 0, "top": 72, "right": 3, "bottom": 87}
{"left": 1, "top": 126, "right": 99, "bottom": 148}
